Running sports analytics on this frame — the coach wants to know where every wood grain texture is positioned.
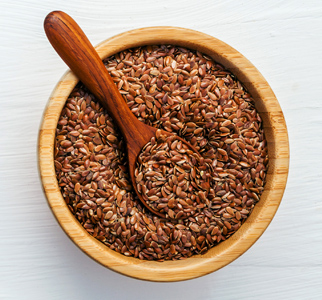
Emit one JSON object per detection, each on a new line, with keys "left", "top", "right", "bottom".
{"left": 38, "top": 26, "right": 289, "bottom": 281}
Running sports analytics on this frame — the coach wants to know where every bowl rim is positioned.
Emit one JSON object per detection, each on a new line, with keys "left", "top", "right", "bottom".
{"left": 38, "top": 26, "right": 289, "bottom": 282}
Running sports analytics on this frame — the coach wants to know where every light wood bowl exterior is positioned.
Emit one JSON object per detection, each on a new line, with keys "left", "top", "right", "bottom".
{"left": 38, "top": 27, "right": 289, "bottom": 282}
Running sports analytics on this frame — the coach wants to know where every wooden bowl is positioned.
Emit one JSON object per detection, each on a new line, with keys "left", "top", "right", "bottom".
{"left": 38, "top": 27, "right": 289, "bottom": 282}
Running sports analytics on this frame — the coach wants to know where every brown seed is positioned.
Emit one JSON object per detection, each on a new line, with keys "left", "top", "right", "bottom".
{"left": 74, "top": 182, "right": 80, "bottom": 193}
{"left": 190, "top": 224, "right": 200, "bottom": 233}
{"left": 105, "top": 211, "right": 113, "bottom": 220}
{"left": 61, "top": 140, "right": 72, "bottom": 148}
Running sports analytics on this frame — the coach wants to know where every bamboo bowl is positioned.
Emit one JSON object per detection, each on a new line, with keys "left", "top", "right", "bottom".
{"left": 38, "top": 27, "right": 289, "bottom": 282}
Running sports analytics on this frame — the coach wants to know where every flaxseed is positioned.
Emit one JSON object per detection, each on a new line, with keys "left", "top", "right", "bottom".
{"left": 54, "top": 45, "right": 268, "bottom": 261}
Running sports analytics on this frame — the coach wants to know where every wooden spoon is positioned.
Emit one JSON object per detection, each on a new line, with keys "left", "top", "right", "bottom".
{"left": 44, "top": 11, "right": 207, "bottom": 218}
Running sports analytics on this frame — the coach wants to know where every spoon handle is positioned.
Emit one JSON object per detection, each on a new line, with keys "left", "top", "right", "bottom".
{"left": 44, "top": 11, "right": 143, "bottom": 139}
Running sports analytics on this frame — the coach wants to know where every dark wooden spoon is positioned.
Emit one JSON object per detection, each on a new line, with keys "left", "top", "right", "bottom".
{"left": 44, "top": 11, "right": 207, "bottom": 218}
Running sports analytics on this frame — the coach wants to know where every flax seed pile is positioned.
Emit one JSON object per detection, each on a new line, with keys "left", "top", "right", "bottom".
{"left": 135, "top": 130, "right": 211, "bottom": 219}
{"left": 54, "top": 45, "right": 268, "bottom": 261}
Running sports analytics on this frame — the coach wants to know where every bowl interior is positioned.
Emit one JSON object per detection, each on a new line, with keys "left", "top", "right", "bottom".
{"left": 38, "top": 27, "right": 289, "bottom": 281}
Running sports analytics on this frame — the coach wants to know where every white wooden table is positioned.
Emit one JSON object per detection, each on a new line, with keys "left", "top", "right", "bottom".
{"left": 1, "top": 0, "right": 322, "bottom": 299}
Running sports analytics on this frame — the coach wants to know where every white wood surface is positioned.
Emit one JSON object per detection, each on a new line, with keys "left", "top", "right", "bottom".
{"left": 1, "top": 0, "right": 321, "bottom": 299}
